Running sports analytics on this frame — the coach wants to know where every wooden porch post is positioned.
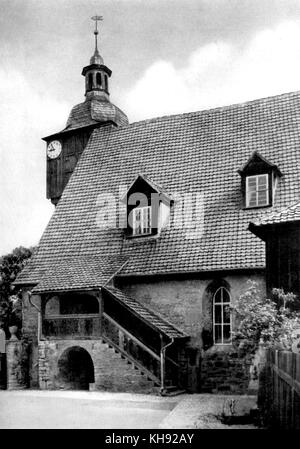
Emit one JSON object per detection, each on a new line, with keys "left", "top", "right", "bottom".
{"left": 97, "top": 289, "right": 103, "bottom": 336}
{"left": 160, "top": 334, "right": 165, "bottom": 391}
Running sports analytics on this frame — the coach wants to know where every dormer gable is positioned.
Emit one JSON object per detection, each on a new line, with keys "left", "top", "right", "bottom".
{"left": 121, "top": 174, "right": 173, "bottom": 238}
{"left": 238, "top": 151, "right": 283, "bottom": 209}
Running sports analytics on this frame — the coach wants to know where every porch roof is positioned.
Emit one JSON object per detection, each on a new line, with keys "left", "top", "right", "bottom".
{"left": 250, "top": 201, "right": 300, "bottom": 227}
{"left": 31, "top": 255, "right": 128, "bottom": 294}
{"left": 103, "top": 286, "right": 188, "bottom": 340}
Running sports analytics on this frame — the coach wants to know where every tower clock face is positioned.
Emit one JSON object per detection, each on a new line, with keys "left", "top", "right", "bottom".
{"left": 47, "top": 140, "right": 62, "bottom": 159}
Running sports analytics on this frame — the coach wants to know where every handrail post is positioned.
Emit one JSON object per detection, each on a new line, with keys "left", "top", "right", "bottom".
{"left": 97, "top": 289, "right": 103, "bottom": 337}
{"left": 119, "top": 329, "right": 125, "bottom": 350}
{"left": 160, "top": 343, "right": 165, "bottom": 391}
{"left": 160, "top": 335, "right": 175, "bottom": 394}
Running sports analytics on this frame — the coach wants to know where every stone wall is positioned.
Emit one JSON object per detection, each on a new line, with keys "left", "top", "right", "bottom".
{"left": 118, "top": 272, "right": 265, "bottom": 393}
{"left": 200, "top": 348, "right": 253, "bottom": 394}
{"left": 21, "top": 290, "right": 41, "bottom": 388}
{"left": 38, "top": 339, "right": 159, "bottom": 394}
{"left": 118, "top": 273, "right": 265, "bottom": 346}
{"left": 6, "top": 340, "right": 29, "bottom": 390}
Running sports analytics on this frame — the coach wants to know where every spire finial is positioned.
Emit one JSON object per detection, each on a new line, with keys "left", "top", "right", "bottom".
{"left": 91, "top": 15, "right": 103, "bottom": 53}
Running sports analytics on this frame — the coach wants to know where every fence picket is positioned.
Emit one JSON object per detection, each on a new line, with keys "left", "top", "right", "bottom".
{"left": 263, "top": 349, "right": 300, "bottom": 429}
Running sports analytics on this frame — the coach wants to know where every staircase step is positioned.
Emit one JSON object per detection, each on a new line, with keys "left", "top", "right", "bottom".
{"left": 160, "top": 388, "right": 186, "bottom": 397}
{"left": 100, "top": 338, "right": 161, "bottom": 393}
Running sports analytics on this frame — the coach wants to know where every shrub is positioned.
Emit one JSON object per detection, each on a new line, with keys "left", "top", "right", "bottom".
{"left": 231, "top": 280, "right": 300, "bottom": 353}
{"left": 0, "top": 246, "right": 36, "bottom": 336}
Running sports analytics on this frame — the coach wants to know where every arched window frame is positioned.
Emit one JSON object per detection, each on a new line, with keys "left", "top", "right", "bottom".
{"left": 212, "top": 286, "right": 232, "bottom": 345}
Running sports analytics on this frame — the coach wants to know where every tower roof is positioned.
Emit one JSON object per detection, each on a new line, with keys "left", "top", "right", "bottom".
{"left": 90, "top": 48, "right": 104, "bottom": 66}
{"left": 58, "top": 16, "right": 129, "bottom": 134}
{"left": 64, "top": 98, "right": 129, "bottom": 131}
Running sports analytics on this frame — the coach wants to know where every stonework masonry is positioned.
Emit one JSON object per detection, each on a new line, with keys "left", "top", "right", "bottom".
{"left": 38, "top": 339, "right": 159, "bottom": 394}
{"left": 22, "top": 291, "right": 40, "bottom": 388}
{"left": 118, "top": 273, "right": 265, "bottom": 344}
{"left": 119, "top": 273, "right": 265, "bottom": 393}
{"left": 200, "top": 349, "right": 253, "bottom": 393}
{"left": 6, "top": 340, "right": 29, "bottom": 390}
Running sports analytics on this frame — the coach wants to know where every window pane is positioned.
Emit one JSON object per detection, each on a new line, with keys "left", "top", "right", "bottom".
{"left": 143, "top": 207, "right": 151, "bottom": 234}
{"left": 136, "top": 222, "right": 142, "bottom": 235}
{"left": 214, "top": 288, "right": 222, "bottom": 303}
{"left": 136, "top": 209, "right": 141, "bottom": 220}
{"left": 258, "top": 175, "right": 267, "bottom": 187}
{"left": 248, "top": 178, "right": 257, "bottom": 189}
{"left": 258, "top": 190, "right": 268, "bottom": 206}
{"left": 246, "top": 174, "right": 269, "bottom": 207}
{"left": 223, "top": 325, "right": 231, "bottom": 343}
{"left": 222, "top": 288, "right": 230, "bottom": 303}
{"left": 223, "top": 305, "right": 231, "bottom": 323}
{"left": 213, "top": 287, "right": 231, "bottom": 344}
{"left": 214, "top": 305, "right": 222, "bottom": 323}
{"left": 133, "top": 208, "right": 141, "bottom": 235}
{"left": 214, "top": 325, "right": 222, "bottom": 344}
{"left": 133, "top": 207, "right": 152, "bottom": 236}
{"left": 248, "top": 190, "right": 257, "bottom": 207}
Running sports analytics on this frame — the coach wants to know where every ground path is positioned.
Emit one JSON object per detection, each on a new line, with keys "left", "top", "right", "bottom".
{"left": 0, "top": 390, "right": 258, "bottom": 429}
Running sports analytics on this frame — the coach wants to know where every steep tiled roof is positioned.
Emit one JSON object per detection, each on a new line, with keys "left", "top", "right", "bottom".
{"left": 16, "top": 90, "right": 300, "bottom": 286}
{"left": 103, "top": 286, "right": 188, "bottom": 339}
{"left": 31, "top": 256, "right": 128, "bottom": 293}
{"left": 250, "top": 202, "right": 300, "bottom": 227}
{"left": 64, "top": 98, "right": 129, "bottom": 131}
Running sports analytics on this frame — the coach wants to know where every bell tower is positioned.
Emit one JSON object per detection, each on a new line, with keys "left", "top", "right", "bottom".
{"left": 43, "top": 16, "right": 128, "bottom": 206}
{"left": 82, "top": 16, "right": 111, "bottom": 102}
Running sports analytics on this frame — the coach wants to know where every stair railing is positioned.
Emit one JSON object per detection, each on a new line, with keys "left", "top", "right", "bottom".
{"left": 102, "top": 312, "right": 162, "bottom": 384}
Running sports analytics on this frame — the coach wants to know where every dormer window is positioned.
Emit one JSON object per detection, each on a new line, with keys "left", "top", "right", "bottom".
{"left": 238, "top": 151, "right": 282, "bottom": 209}
{"left": 121, "top": 174, "right": 173, "bottom": 239}
{"left": 246, "top": 174, "right": 269, "bottom": 208}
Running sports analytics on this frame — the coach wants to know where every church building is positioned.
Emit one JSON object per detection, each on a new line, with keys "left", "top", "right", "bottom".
{"left": 14, "top": 20, "right": 300, "bottom": 394}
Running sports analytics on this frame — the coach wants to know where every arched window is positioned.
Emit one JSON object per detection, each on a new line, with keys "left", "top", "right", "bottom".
{"left": 104, "top": 74, "right": 108, "bottom": 91}
{"left": 96, "top": 72, "right": 102, "bottom": 87}
{"left": 88, "top": 73, "right": 93, "bottom": 90}
{"left": 213, "top": 287, "right": 231, "bottom": 344}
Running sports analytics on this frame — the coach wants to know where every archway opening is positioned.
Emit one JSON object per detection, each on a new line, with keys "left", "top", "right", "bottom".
{"left": 58, "top": 346, "right": 94, "bottom": 390}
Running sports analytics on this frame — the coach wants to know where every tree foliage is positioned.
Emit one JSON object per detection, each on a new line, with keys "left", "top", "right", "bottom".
{"left": 231, "top": 280, "right": 300, "bottom": 353}
{"left": 0, "top": 246, "right": 35, "bottom": 333}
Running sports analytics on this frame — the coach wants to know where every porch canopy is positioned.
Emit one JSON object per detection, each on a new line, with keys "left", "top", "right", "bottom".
{"left": 31, "top": 255, "right": 188, "bottom": 342}
{"left": 31, "top": 255, "right": 189, "bottom": 388}
{"left": 102, "top": 286, "right": 187, "bottom": 340}
{"left": 31, "top": 255, "right": 128, "bottom": 294}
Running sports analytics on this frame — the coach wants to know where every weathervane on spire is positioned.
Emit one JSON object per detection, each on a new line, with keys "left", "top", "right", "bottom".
{"left": 91, "top": 15, "right": 103, "bottom": 53}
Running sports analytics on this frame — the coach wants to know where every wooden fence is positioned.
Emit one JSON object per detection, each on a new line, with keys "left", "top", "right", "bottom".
{"left": 262, "top": 349, "right": 300, "bottom": 429}
{"left": 0, "top": 353, "right": 6, "bottom": 389}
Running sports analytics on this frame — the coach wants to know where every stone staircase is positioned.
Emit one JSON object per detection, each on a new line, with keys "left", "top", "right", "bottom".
{"left": 96, "top": 338, "right": 160, "bottom": 394}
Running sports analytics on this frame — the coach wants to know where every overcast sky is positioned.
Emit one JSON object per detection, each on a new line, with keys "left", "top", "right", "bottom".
{"left": 1, "top": 0, "right": 300, "bottom": 255}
